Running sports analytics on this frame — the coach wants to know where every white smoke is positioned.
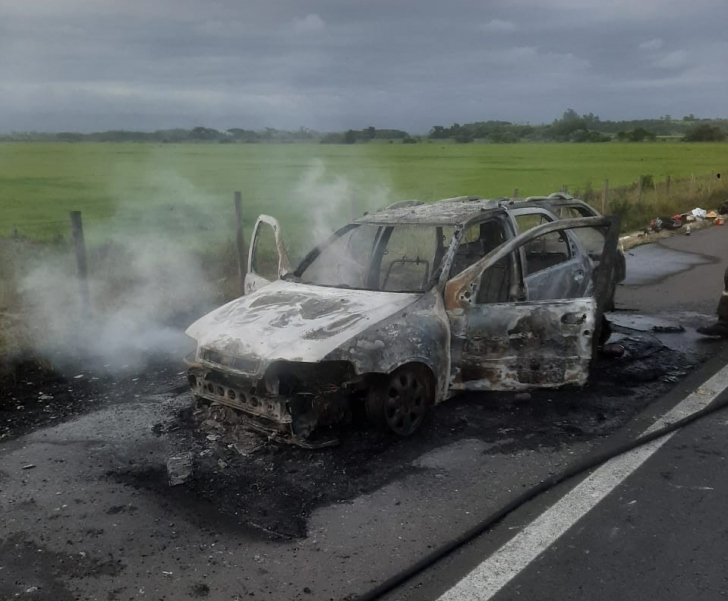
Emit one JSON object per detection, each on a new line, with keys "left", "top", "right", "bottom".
{"left": 18, "top": 171, "right": 227, "bottom": 374}
{"left": 292, "top": 159, "right": 393, "bottom": 247}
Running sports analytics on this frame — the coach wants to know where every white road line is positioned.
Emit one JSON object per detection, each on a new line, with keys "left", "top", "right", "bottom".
{"left": 439, "top": 364, "right": 728, "bottom": 601}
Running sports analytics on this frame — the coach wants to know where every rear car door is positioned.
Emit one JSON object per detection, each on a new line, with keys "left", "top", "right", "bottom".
{"left": 245, "top": 215, "right": 291, "bottom": 295}
{"left": 445, "top": 216, "right": 619, "bottom": 391}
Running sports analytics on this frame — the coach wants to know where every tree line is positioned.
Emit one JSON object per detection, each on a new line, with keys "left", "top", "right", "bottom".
{"left": 1, "top": 111, "right": 726, "bottom": 144}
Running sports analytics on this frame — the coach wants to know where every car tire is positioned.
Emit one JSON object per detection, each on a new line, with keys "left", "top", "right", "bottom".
{"left": 366, "top": 364, "right": 434, "bottom": 437}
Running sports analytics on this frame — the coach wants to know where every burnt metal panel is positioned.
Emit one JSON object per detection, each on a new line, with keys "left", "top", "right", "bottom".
{"left": 448, "top": 299, "right": 595, "bottom": 391}
{"left": 323, "top": 288, "right": 452, "bottom": 403}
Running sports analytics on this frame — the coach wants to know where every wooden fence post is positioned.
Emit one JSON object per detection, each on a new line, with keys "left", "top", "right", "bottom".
{"left": 666, "top": 175, "right": 671, "bottom": 199}
{"left": 637, "top": 176, "right": 643, "bottom": 205}
{"left": 602, "top": 179, "right": 609, "bottom": 214}
{"left": 513, "top": 187, "right": 519, "bottom": 199}
{"left": 233, "top": 191, "right": 246, "bottom": 295}
{"left": 69, "top": 211, "right": 90, "bottom": 317}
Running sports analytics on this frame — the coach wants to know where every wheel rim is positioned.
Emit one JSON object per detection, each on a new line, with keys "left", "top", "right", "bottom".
{"left": 383, "top": 370, "right": 428, "bottom": 436}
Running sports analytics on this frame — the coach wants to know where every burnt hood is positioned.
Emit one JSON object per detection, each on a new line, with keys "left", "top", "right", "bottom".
{"left": 186, "top": 280, "right": 421, "bottom": 376}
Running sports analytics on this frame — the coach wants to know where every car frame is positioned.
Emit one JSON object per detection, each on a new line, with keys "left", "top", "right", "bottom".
{"left": 185, "top": 195, "right": 620, "bottom": 447}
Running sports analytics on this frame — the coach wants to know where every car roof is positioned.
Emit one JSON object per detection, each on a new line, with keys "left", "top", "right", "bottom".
{"left": 353, "top": 192, "right": 596, "bottom": 227}
{"left": 354, "top": 196, "right": 507, "bottom": 226}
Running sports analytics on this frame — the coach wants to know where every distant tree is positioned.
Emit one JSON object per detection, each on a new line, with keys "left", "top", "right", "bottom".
{"left": 487, "top": 130, "right": 518, "bottom": 143}
{"left": 320, "top": 133, "right": 344, "bottom": 144}
{"left": 55, "top": 132, "right": 84, "bottom": 142}
{"left": 401, "top": 135, "right": 418, "bottom": 144}
{"left": 364, "top": 126, "right": 376, "bottom": 140}
{"left": 374, "top": 129, "right": 410, "bottom": 139}
{"left": 630, "top": 127, "right": 656, "bottom": 142}
{"left": 190, "top": 126, "right": 222, "bottom": 141}
{"left": 568, "top": 128, "right": 610, "bottom": 143}
{"left": 227, "top": 128, "right": 260, "bottom": 142}
{"left": 343, "top": 129, "right": 357, "bottom": 144}
{"left": 291, "top": 126, "right": 315, "bottom": 140}
{"left": 583, "top": 112, "right": 601, "bottom": 128}
{"left": 683, "top": 124, "right": 726, "bottom": 142}
{"left": 548, "top": 110, "right": 588, "bottom": 141}
{"left": 429, "top": 126, "right": 449, "bottom": 139}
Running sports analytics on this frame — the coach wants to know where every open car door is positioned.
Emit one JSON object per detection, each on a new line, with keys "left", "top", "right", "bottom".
{"left": 244, "top": 215, "right": 291, "bottom": 295}
{"left": 444, "top": 216, "right": 619, "bottom": 391}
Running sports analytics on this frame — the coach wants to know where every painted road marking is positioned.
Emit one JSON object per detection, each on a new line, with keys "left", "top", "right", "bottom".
{"left": 438, "top": 364, "right": 728, "bottom": 601}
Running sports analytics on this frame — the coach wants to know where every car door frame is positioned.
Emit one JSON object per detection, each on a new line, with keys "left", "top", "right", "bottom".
{"left": 443, "top": 216, "right": 619, "bottom": 391}
{"left": 245, "top": 214, "right": 292, "bottom": 295}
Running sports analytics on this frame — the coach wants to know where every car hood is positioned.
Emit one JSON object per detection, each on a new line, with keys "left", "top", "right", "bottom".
{"left": 186, "top": 280, "right": 421, "bottom": 376}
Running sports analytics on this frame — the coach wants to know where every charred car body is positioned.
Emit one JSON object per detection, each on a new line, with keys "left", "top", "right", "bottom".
{"left": 185, "top": 195, "right": 620, "bottom": 446}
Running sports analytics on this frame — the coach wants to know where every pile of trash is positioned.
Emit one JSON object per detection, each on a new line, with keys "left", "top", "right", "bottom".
{"left": 648, "top": 203, "right": 727, "bottom": 233}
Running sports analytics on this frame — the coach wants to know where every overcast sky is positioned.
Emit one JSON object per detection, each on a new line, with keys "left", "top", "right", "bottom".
{"left": 1, "top": 0, "right": 726, "bottom": 133}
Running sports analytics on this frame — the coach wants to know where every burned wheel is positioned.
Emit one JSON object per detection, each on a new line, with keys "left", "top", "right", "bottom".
{"left": 366, "top": 364, "right": 434, "bottom": 437}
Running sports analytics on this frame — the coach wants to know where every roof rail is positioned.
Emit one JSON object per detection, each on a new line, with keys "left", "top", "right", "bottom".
{"left": 547, "top": 192, "right": 574, "bottom": 200}
{"left": 435, "top": 195, "right": 483, "bottom": 204}
{"left": 379, "top": 199, "right": 425, "bottom": 211}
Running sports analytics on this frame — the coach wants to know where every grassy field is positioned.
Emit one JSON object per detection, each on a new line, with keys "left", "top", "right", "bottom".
{"left": 2, "top": 142, "right": 728, "bottom": 250}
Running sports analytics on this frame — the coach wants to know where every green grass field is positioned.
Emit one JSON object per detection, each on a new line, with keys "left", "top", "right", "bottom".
{"left": 1, "top": 142, "right": 728, "bottom": 251}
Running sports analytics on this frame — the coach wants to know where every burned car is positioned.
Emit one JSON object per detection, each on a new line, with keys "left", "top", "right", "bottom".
{"left": 185, "top": 196, "right": 619, "bottom": 446}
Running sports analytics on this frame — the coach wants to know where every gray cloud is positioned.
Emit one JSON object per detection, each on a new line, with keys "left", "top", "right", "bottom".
{"left": 480, "top": 19, "right": 517, "bottom": 32}
{"left": 0, "top": 0, "right": 727, "bottom": 132}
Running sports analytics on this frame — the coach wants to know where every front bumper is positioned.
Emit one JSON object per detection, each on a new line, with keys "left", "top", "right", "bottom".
{"left": 188, "top": 367, "right": 292, "bottom": 425}
{"left": 186, "top": 363, "right": 361, "bottom": 448}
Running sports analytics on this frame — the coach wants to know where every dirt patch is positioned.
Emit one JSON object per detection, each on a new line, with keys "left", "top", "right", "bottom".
{"left": 0, "top": 356, "right": 186, "bottom": 441}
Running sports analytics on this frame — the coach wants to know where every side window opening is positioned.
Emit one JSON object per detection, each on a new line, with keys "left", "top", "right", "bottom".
{"left": 450, "top": 219, "right": 508, "bottom": 277}
{"left": 476, "top": 255, "right": 513, "bottom": 304}
{"left": 515, "top": 213, "right": 551, "bottom": 232}
{"left": 252, "top": 224, "right": 280, "bottom": 281}
{"left": 557, "top": 206, "right": 606, "bottom": 259}
{"left": 523, "top": 230, "right": 571, "bottom": 275}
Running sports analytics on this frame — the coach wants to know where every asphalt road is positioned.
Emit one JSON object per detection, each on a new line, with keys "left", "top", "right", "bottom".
{"left": 395, "top": 352, "right": 728, "bottom": 601}
{"left": 1, "top": 224, "right": 727, "bottom": 601}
